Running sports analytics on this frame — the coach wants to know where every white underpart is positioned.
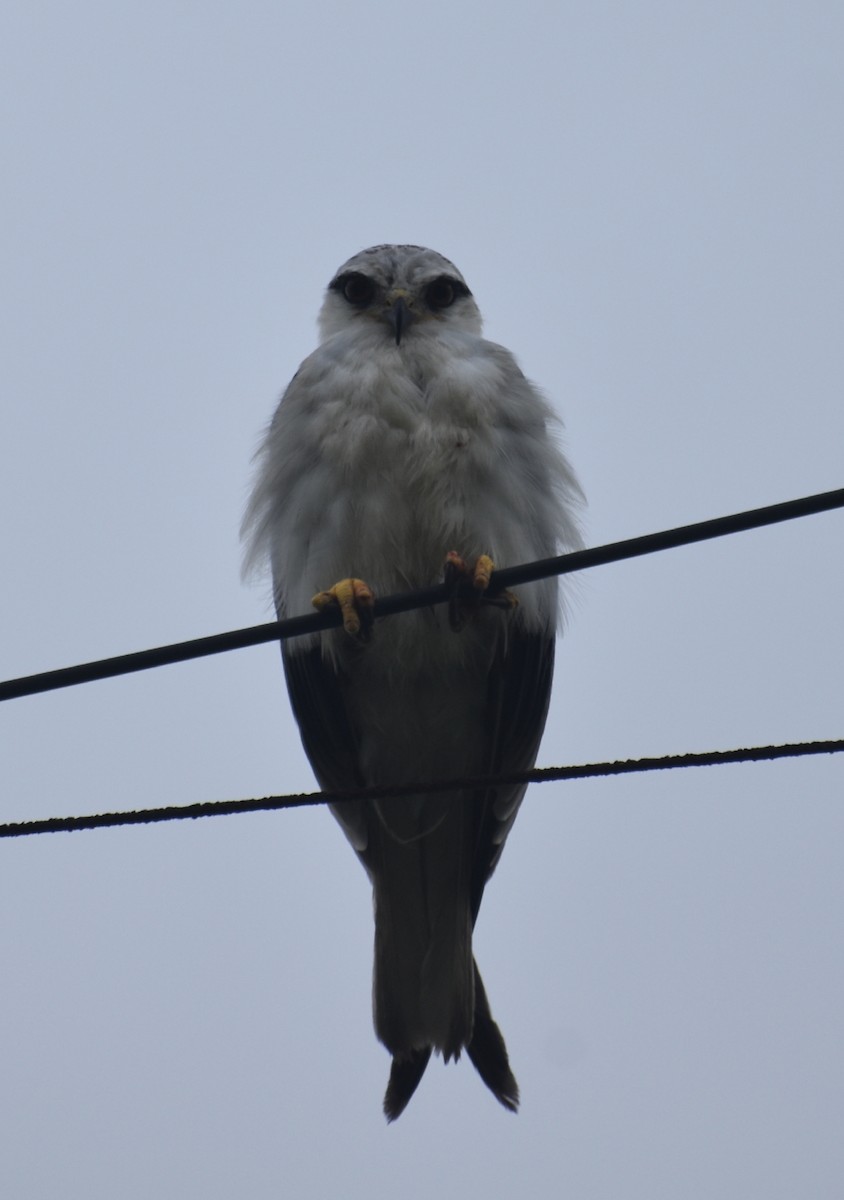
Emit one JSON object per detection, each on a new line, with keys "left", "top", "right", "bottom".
{"left": 244, "top": 321, "right": 581, "bottom": 653}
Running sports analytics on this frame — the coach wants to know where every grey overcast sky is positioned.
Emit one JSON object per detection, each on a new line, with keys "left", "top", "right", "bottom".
{"left": 2, "top": 3, "right": 842, "bottom": 1197}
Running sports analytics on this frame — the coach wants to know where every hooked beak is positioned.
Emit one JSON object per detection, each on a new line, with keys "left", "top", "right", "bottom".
{"left": 386, "top": 293, "right": 412, "bottom": 345}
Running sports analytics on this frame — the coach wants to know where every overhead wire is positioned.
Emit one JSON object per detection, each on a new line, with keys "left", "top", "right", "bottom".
{"left": 1, "top": 485, "right": 842, "bottom": 841}
{"left": 2, "top": 485, "right": 843, "bottom": 704}
{"left": 1, "top": 738, "right": 842, "bottom": 839}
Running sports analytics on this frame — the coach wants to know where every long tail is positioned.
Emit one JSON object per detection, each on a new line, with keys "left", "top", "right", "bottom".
{"left": 465, "top": 959, "right": 519, "bottom": 1112}
{"left": 383, "top": 1048, "right": 432, "bottom": 1122}
{"left": 382, "top": 959, "right": 519, "bottom": 1121}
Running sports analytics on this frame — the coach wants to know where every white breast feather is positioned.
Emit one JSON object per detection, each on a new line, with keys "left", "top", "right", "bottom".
{"left": 243, "top": 321, "right": 582, "bottom": 666}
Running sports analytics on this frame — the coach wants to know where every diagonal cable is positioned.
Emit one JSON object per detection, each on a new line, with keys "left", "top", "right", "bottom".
{"left": 1, "top": 486, "right": 843, "bottom": 704}
{"left": 1, "top": 738, "right": 841, "bottom": 839}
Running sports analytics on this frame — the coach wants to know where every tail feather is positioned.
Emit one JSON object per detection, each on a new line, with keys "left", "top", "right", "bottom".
{"left": 382, "top": 961, "right": 519, "bottom": 1121}
{"left": 465, "top": 959, "right": 519, "bottom": 1113}
{"left": 383, "top": 1048, "right": 432, "bottom": 1122}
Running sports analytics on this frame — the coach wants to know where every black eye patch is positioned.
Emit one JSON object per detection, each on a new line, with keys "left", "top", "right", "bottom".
{"left": 424, "top": 275, "right": 470, "bottom": 311}
{"left": 331, "top": 272, "right": 377, "bottom": 307}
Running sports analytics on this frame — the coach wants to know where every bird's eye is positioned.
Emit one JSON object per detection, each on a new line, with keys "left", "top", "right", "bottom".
{"left": 339, "top": 273, "right": 375, "bottom": 307}
{"left": 425, "top": 277, "right": 460, "bottom": 311}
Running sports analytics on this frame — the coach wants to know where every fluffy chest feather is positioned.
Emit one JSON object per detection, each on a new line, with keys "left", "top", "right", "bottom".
{"left": 245, "top": 324, "right": 572, "bottom": 644}
{"left": 285, "top": 339, "right": 524, "bottom": 574}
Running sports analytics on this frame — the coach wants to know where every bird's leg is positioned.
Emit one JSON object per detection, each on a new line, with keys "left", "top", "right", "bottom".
{"left": 443, "top": 551, "right": 518, "bottom": 632}
{"left": 312, "top": 578, "right": 375, "bottom": 641}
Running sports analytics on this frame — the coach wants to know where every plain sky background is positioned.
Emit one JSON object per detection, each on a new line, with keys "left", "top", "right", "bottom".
{"left": 1, "top": 3, "right": 842, "bottom": 1197}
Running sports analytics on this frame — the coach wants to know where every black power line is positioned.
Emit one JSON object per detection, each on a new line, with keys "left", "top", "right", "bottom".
{"left": 1, "top": 738, "right": 841, "bottom": 839}
{"left": 2, "top": 486, "right": 843, "bottom": 704}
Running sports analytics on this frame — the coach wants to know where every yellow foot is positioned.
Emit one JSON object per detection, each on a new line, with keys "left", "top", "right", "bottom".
{"left": 312, "top": 577, "right": 375, "bottom": 641}
{"left": 443, "top": 552, "right": 518, "bottom": 631}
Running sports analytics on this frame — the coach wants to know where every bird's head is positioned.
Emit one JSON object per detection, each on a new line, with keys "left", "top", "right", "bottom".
{"left": 318, "top": 244, "right": 482, "bottom": 344}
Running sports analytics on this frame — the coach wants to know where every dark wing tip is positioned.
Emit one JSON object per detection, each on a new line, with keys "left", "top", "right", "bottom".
{"left": 465, "top": 960, "right": 520, "bottom": 1114}
{"left": 383, "top": 1048, "right": 432, "bottom": 1123}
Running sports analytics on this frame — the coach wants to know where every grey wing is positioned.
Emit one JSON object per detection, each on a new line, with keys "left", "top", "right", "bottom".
{"left": 469, "top": 629, "right": 556, "bottom": 925}
{"left": 281, "top": 625, "right": 555, "bottom": 898}
{"left": 281, "top": 644, "right": 370, "bottom": 855}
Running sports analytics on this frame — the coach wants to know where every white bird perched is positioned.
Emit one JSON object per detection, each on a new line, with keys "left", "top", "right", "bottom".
{"left": 243, "top": 244, "right": 583, "bottom": 1120}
